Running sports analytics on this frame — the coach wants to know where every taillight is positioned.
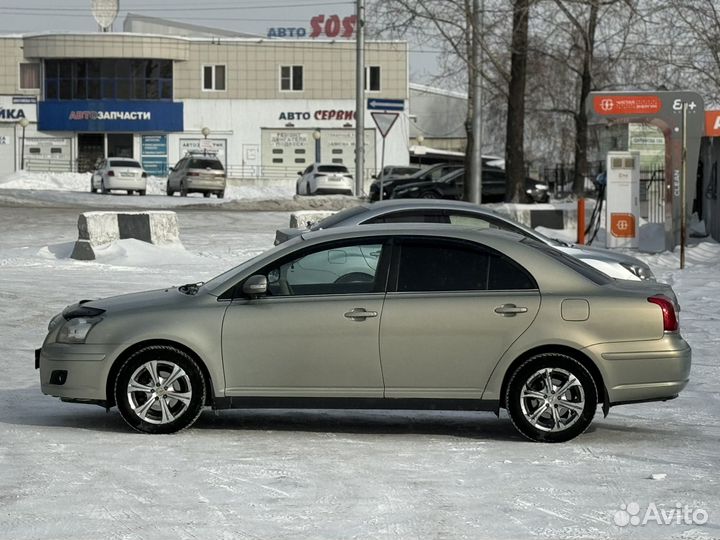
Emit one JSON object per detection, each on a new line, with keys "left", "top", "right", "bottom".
{"left": 107, "top": 170, "right": 115, "bottom": 177}
{"left": 647, "top": 295, "right": 678, "bottom": 332}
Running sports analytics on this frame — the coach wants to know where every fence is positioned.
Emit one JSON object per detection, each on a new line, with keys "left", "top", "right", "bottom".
{"left": 640, "top": 167, "right": 665, "bottom": 223}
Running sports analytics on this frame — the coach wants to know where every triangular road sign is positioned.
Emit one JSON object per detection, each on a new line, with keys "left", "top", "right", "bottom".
{"left": 371, "top": 111, "right": 399, "bottom": 138}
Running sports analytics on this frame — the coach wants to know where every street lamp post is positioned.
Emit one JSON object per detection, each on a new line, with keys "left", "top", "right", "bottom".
{"left": 18, "top": 117, "right": 29, "bottom": 170}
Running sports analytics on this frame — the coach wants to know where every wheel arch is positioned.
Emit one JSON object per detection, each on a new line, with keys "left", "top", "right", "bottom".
{"left": 499, "top": 345, "right": 607, "bottom": 410}
{"left": 105, "top": 339, "right": 215, "bottom": 408}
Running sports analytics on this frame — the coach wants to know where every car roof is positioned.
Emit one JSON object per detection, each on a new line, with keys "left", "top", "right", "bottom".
{"left": 347, "top": 199, "right": 501, "bottom": 216}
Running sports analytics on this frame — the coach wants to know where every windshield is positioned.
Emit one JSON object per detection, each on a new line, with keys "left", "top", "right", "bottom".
{"left": 310, "top": 204, "right": 370, "bottom": 231}
{"left": 109, "top": 160, "right": 141, "bottom": 168}
{"left": 189, "top": 159, "right": 224, "bottom": 170}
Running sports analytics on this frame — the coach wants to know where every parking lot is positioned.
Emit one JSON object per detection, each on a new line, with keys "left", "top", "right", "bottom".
{"left": 0, "top": 200, "right": 718, "bottom": 539}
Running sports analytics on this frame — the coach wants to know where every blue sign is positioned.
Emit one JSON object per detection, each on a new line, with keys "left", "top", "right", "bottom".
{"left": 367, "top": 98, "right": 404, "bottom": 111}
{"left": 39, "top": 100, "right": 184, "bottom": 132}
{"left": 142, "top": 156, "right": 168, "bottom": 176}
{"left": 142, "top": 135, "right": 167, "bottom": 156}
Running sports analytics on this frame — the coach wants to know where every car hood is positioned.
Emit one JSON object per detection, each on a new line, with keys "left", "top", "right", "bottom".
{"left": 556, "top": 244, "right": 653, "bottom": 280}
{"left": 77, "top": 287, "right": 192, "bottom": 314}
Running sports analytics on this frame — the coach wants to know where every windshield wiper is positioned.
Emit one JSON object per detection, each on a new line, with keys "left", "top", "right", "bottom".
{"left": 178, "top": 282, "right": 204, "bottom": 295}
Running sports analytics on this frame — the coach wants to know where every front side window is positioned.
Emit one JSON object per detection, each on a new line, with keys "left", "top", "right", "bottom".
{"left": 202, "top": 65, "right": 226, "bottom": 91}
{"left": 263, "top": 242, "right": 384, "bottom": 297}
{"left": 280, "top": 65, "right": 303, "bottom": 91}
{"left": 19, "top": 63, "right": 40, "bottom": 89}
{"left": 396, "top": 239, "right": 535, "bottom": 292}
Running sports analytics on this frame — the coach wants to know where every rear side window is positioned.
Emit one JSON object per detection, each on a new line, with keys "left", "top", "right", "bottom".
{"left": 364, "top": 210, "right": 448, "bottom": 225}
{"left": 318, "top": 165, "right": 349, "bottom": 173}
{"left": 189, "top": 159, "right": 224, "bottom": 170}
{"left": 109, "top": 160, "right": 141, "bottom": 168}
{"left": 396, "top": 239, "right": 536, "bottom": 292}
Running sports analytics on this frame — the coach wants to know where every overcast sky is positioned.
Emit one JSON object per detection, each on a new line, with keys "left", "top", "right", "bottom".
{"left": 0, "top": 0, "right": 444, "bottom": 86}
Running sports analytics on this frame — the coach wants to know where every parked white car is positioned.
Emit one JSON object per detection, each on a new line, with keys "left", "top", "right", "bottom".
{"left": 90, "top": 158, "right": 147, "bottom": 195}
{"left": 296, "top": 163, "right": 354, "bottom": 196}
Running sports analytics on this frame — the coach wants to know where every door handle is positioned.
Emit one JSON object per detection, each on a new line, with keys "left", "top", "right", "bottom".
{"left": 494, "top": 304, "right": 528, "bottom": 317}
{"left": 344, "top": 308, "right": 378, "bottom": 320}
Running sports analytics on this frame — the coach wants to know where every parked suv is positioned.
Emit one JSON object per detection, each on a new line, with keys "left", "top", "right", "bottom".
{"left": 167, "top": 153, "right": 226, "bottom": 198}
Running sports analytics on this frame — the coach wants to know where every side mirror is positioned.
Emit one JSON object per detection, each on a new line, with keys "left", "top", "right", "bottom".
{"left": 169, "top": 167, "right": 174, "bottom": 172}
{"left": 297, "top": 171, "right": 303, "bottom": 175}
{"left": 371, "top": 174, "right": 377, "bottom": 179}
{"left": 242, "top": 275, "right": 268, "bottom": 298}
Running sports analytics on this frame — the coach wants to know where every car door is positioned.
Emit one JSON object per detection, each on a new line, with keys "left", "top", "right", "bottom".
{"left": 221, "top": 238, "right": 391, "bottom": 398}
{"left": 379, "top": 237, "right": 541, "bottom": 399}
{"left": 169, "top": 159, "right": 184, "bottom": 190}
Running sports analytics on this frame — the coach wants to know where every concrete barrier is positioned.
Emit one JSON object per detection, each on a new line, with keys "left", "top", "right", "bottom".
{"left": 289, "top": 210, "right": 337, "bottom": 229}
{"left": 71, "top": 211, "right": 180, "bottom": 260}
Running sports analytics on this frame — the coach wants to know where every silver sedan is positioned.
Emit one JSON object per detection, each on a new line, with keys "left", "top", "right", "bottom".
{"left": 37, "top": 225, "right": 690, "bottom": 442}
{"left": 275, "top": 199, "right": 655, "bottom": 281}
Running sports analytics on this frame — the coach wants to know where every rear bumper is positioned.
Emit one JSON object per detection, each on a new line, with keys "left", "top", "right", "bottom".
{"left": 584, "top": 335, "right": 691, "bottom": 405}
{"left": 311, "top": 179, "right": 353, "bottom": 195}
{"left": 186, "top": 178, "right": 226, "bottom": 192}
{"left": 106, "top": 178, "right": 146, "bottom": 190}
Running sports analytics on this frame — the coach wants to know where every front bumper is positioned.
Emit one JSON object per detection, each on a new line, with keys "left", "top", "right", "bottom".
{"left": 584, "top": 335, "right": 692, "bottom": 405}
{"left": 37, "top": 342, "right": 114, "bottom": 402}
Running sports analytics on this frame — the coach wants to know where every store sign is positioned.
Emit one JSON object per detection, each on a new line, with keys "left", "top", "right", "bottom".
{"left": 271, "top": 132, "right": 309, "bottom": 148}
{"left": 279, "top": 110, "right": 356, "bottom": 121}
{"left": 0, "top": 96, "right": 37, "bottom": 123}
{"left": 38, "top": 100, "right": 183, "bottom": 132}
{"left": 705, "top": 111, "right": 720, "bottom": 137}
{"left": 268, "top": 14, "right": 356, "bottom": 39}
{"left": 593, "top": 95, "right": 662, "bottom": 116}
{"left": 142, "top": 135, "right": 167, "bottom": 156}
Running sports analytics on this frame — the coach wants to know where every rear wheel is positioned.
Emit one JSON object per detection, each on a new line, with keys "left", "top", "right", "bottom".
{"left": 127, "top": 190, "right": 134, "bottom": 195}
{"left": 421, "top": 191, "right": 439, "bottom": 199}
{"left": 180, "top": 182, "right": 188, "bottom": 197}
{"left": 217, "top": 191, "right": 225, "bottom": 199}
{"left": 114, "top": 345, "right": 206, "bottom": 434}
{"left": 203, "top": 192, "right": 211, "bottom": 198}
{"left": 100, "top": 180, "right": 108, "bottom": 194}
{"left": 139, "top": 190, "right": 146, "bottom": 196}
{"left": 505, "top": 353, "right": 597, "bottom": 443}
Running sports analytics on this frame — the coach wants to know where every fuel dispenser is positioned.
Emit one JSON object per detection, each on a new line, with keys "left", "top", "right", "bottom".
{"left": 606, "top": 151, "right": 640, "bottom": 249}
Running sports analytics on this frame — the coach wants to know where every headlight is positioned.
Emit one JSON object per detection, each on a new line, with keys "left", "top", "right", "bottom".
{"left": 55, "top": 303, "right": 106, "bottom": 343}
{"left": 57, "top": 316, "right": 103, "bottom": 344}
{"left": 535, "top": 183, "right": 549, "bottom": 190}
{"left": 621, "top": 263, "right": 655, "bottom": 281}
{"left": 48, "top": 313, "right": 64, "bottom": 332}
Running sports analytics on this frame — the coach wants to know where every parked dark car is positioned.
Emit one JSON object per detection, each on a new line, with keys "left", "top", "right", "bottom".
{"left": 369, "top": 163, "right": 462, "bottom": 201}
{"left": 391, "top": 167, "right": 550, "bottom": 203}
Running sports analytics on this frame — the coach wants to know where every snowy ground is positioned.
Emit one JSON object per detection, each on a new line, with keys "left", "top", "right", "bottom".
{"left": 1, "top": 184, "right": 719, "bottom": 538}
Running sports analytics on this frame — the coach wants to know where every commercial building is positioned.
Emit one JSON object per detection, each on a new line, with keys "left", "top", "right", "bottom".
{"left": 0, "top": 28, "right": 409, "bottom": 188}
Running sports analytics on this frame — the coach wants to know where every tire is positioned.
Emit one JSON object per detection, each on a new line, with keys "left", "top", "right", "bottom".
{"left": 100, "top": 180, "right": 108, "bottom": 194}
{"left": 217, "top": 191, "right": 225, "bottom": 199}
{"left": 139, "top": 190, "right": 146, "bottom": 196}
{"left": 505, "top": 353, "right": 597, "bottom": 443}
{"left": 203, "top": 192, "right": 211, "bottom": 198}
{"left": 421, "top": 191, "right": 439, "bottom": 199}
{"left": 127, "top": 190, "right": 134, "bottom": 195}
{"left": 90, "top": 181, "right": 96, "bottom": 194}
{"left": 166, "top": 182, "right": 174, "bottom": 196}
{"left": 296, "top": 183, "right": 301, "bottom": 196}
{"left": 114, "top": 345, "right": 206, "bottom": 434}
{"left": 180, "top": 182, "right": 188, "bottom": 197}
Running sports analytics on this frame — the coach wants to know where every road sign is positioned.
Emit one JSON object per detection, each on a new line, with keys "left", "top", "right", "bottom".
{"left": 367, "top": 98, "right": 404, "bottom": 111}
{"left": 371, "top": 112, "right": 399, "bottom": 138}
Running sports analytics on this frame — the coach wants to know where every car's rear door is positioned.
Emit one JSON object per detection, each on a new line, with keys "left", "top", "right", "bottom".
{"left": 379, "top": 237, "right": 541, "bottom": 399}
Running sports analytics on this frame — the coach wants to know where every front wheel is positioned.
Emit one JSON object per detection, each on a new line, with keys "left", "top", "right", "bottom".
{"left": 505, "top": 353, "right": 597, "bottom": 443}
{"left": 139, "top": 190, "right": 146, "bottom": 196}
{"left": 114, "top": 345, "right": 206, "bottom": 434}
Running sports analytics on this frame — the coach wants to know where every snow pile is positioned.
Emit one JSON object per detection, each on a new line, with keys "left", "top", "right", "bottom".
{"left": 0, "top": 171, "right": 92, "bottom": 191}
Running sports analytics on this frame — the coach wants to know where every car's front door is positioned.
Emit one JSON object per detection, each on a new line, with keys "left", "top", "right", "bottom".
{"left": 221, "top": 239, "right": 390, "bottom": 398}
{"left": 379, "top": 237, "right": 541, "bottom": 399}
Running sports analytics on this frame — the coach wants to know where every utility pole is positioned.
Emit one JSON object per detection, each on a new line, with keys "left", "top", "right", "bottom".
{"left": 467, "top": 0, "right": 483, "bottom": 204}
{"left": 355, "top": 0, "right": 365, "bottom": 197}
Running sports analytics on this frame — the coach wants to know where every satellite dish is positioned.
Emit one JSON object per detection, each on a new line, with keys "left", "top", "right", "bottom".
{"left": 91, "top": 0, "right": 119, "bottom": 32}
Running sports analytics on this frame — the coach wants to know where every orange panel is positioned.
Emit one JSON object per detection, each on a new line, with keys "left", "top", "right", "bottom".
{"left": 610, "top": 213, "right": 636, "bottom": 238}
{"left": 593, "top": 95, "right": 662, "bottom": 116}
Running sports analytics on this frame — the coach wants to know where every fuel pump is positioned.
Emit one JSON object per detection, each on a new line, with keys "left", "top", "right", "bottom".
{"left": 605, "top": 151, "right": 640, "bottom": 249}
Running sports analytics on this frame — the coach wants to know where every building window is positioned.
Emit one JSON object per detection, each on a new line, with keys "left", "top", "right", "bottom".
{"left": 365, "top": 66, "right": 381, "bottom": 92}
{"left": 19, "top": 63, "right": 40, "bottom": 89}
{"left": 280, "top": 65, "right": 303, "bottom": 91}
{"left": 43, "top": 59, "right": 173, "bottom": 101}
{"left": 202, "top": 65, "right": 226, "bottom": 91}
